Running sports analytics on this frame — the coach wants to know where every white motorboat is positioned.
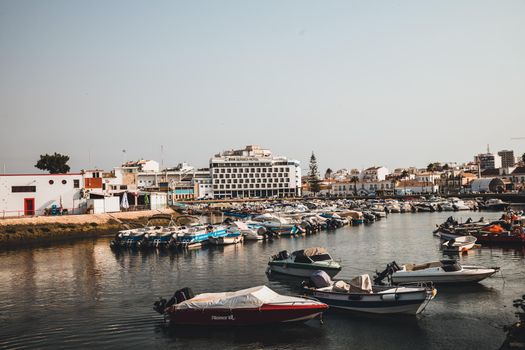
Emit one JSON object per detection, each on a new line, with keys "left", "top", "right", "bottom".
{"left": 209, "top": 230, "right": 244, "bottom": 245}
{"left": 374, "top": 260, "right": 499, "bottom": 284}
{"left": 442, "top": 236, "right": 477, "bottom": 253}
{"left": 249, "top": 214, "right": 298, "bottom": 235}
{"left": 267, "top": 247, "right": 342, "bottom": 278}
{"left": 232, "top": 221, "right": 265, "bottom": 240}
{"left": 304, "top": 271, "right": 436, "bottom": 315}
{"left": 450, "top": 198, "right": 470, "bottom": 211}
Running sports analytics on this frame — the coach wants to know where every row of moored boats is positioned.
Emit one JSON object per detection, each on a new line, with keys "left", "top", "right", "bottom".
{"left": 152, "top": 245, "right": 500, "bottom": 326}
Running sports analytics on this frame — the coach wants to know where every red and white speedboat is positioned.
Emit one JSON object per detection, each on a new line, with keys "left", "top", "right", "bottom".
{"left": 154, "top": 285, "right": 328, "bottom": 326}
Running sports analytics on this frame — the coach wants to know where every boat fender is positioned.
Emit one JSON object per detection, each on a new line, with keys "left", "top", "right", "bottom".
{"left": 381, "top": 294, "right": 399, "bottom": 301}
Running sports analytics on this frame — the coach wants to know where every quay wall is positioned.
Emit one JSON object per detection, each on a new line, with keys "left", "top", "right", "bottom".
{"left": 0, "top": 208, "right": 177, "bottom": 248}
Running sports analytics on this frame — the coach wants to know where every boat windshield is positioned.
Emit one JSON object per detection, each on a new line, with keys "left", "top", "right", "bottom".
{"left": 294, "top": 255, "right": 312, "bottom": 264}
{"left": 442, "top": 263, "right": 461, "bottom": 272}
{"left": 310, "top": 254, "right": 332, "bottom": 262}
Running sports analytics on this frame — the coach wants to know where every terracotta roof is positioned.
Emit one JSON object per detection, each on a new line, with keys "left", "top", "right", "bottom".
{"left": 462, "top": 172, "right": 477, "bottom": 178}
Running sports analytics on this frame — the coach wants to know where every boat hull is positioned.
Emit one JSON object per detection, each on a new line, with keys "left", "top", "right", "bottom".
{"left": 392, "top": 269, "right": 496, "bottom": 284}
{"left": 472, "top": 232, "right": 525, "bottom": 245}
{"left": 310, "top": 290, "right": 431, "bottom": 315}
{"left": 165, "top": 304, "right": 327, "bottom": 326}
{"left": 209, "top": 236, "right": 243, "bottom": 245}
{"left": 268, "top": 263, "right": 341, "bottom": 278}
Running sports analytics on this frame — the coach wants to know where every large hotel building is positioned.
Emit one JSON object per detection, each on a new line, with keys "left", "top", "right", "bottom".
{"left": 210, "top": 145, "right": 301, "bottom": 199}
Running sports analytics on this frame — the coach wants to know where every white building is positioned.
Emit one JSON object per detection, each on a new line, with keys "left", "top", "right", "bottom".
{"left": 0, "top": 173, "right": 85, "bottom": 217}
{"left": 360, "top": 166, "right": 390, "bottom": 182}
{"left": 396, "top": 180, "right": 439, "bottom": 195}
{"left": 415, "top": 172, "right": 441, "bottom": 185}
{"left": 209, "top": 145, "right": 301, "bottom": 198}
{"left": 331, "top": 180, "right": 395, "bottom": 196}
{"left": 121, "top": 159, "right": 160, "bottom": 172}
{"left": 135, "top": 165, "right": 212, "bottom": 200}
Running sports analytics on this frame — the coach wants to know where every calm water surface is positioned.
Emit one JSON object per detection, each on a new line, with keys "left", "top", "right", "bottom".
{"left": 1, "top": 212, "right": 524, "bottom": 349}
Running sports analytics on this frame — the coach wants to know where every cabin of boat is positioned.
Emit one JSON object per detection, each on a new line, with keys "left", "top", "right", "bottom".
{"left": 268, "top": 247, "right": 342, "bottom": 277}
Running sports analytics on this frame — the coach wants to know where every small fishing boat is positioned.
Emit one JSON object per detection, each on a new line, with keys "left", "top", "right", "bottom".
{"left": 142, "top": 214, "right": 181, "bottom": 248}
{"left": 303, "top": 271, "right": 436, "bottom": 315}
{"left": 209, "top": 230, "right": 244, "bottom": 245}
{"left": 174, "top": 225, "right": 228, "bottom": 249}
{"left": 481, "top": 198, "right": 509, "bottom": 211}
{"left": 267, "top": 247, "right": 342, "bottom": 278}
{"left": 442, "top": 236, "right": 477, "bottom": 253}
{"left": 472, "top": 224, "right": 525, "bottom": 245}
{"left": 249, "top": 214, "right": 298, "bottom": 235}
{"left": 374, "top": 260, "right": 499, "bottom": 285}
{"left": 111, "top": 214, "right": 172, "bottom": 248}
{"left": 346, "top": 210, "right": 364, "bottom": 225}
{"left": 233, "top": 221, "right": 266, "bottom": 241}
{"left": 153, "top": 285, "right": 328, "bottom": 326}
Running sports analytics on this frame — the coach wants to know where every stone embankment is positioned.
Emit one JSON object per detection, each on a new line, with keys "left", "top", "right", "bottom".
{"left": 0, "top": 208, "right": 177, "bottom": 248}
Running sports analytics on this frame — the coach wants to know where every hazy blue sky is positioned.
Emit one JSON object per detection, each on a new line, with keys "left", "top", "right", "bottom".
{"left": 1, "top": 0, "right": 524, "bottom": 173}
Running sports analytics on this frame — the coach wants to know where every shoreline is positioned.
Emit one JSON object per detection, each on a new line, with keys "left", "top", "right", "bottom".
{"left": 0, "top": 208, "right": 177, "bottom": 249}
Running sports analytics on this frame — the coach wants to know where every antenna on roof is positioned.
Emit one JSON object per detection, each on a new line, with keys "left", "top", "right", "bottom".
{"left": 161, "top": 144, "right": 164, "bottom": 170}
{"left": 487, "top": 144, "right": 490, "bottom": 153}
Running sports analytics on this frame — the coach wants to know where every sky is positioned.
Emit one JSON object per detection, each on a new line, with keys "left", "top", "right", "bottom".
{"left": 1, "top": 0, "right": 524, "bottom": 174}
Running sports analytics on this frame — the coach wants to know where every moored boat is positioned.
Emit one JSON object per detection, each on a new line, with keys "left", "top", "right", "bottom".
{"left": 374, "top": 259, "right": 499, "bottom": 284}
{"left": 153, "top": 286, "right": 328, "bottom": 326}
{"left": 442, "top": 236, "right": 477, "bottom": 253}
{"left": 303, "top": 271, "right": 436, "bottom": 315}
{"left": 209, "top": 230, "right": 244, "bottom": 245}
{"left": 267, "top": 247, "right": 342, "bottom": 278}
{"left": 174, "top": 225, "right": 228, "bottom": 249}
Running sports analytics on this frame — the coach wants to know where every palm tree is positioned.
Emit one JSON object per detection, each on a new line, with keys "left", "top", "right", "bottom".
{"left": 350, "top": 176, "right": 359, "bottom": 196}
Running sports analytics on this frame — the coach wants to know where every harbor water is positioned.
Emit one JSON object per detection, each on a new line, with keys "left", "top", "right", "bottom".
{"left": 1, "top": 212, "right": 524, "bottom": 349}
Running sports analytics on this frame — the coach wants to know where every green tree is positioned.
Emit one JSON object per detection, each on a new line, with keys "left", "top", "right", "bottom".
{"left": 522, "top": 152, "right": 525, "bottom": 163}
{"left": 35, "top": 153, "right": 70, "bottom": 174}
{"left": 308, "top": 152, "right": 321, "bottom": 194}
{"left": 324, "top": 168, "right": 333, "bottom": 180}
{"left": 426, "top": 163, "right": 436, "bottom": 172}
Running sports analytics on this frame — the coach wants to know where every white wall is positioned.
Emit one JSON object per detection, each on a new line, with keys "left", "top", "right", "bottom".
{"left": 87, "top": 197, "right": 121, "bottom": 214}
{"left": 0, "top": 174, "right": 84, "bottom": 217}
{"left": 149, "top": 193, "right": 167, "bottom": 210}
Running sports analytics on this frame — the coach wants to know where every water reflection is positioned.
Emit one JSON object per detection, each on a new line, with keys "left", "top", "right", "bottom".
{"left": 0, "top": 212, "right": 522, "bottom": 349}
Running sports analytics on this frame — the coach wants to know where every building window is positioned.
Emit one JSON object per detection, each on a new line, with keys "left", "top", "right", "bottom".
{"left": 62, "top": 180, "right": 67, "bottom": 185}
{"left": 74, "top": 179, "right": 80, "bottom": 188}
{"left": 49, "top": 180, "right": 54, "bottom": 185}
{"left": 12, "top": 186, "right": 36, "bottom": 193}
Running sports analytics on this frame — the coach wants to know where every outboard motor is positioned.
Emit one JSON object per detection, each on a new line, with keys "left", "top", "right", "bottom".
{"left": 174, "top": 287, "right": 195, "bottom": 303}
{"left": 153, "top": 298, "right": 167, "bottom": 314}
{"left": 153, "top": 287, "right": 195, "bottom": 315}
{"left": 307, "top": 270, "right": 333, "bottom": 288}
{"left": 373, "top": 261, "right": 401, "bottom": 285}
